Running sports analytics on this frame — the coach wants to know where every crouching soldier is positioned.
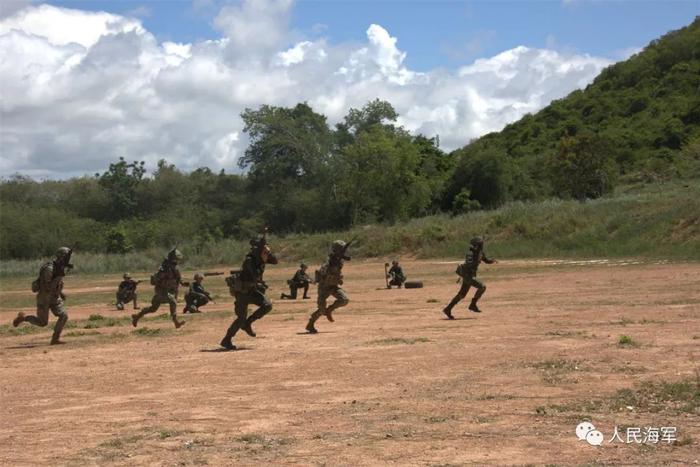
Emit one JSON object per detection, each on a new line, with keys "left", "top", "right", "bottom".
{"left": 281, "top": 263, "right": 312, "bottom": 300}
{"left": 305, "top": 240, "right": 352, "bottom": 334}
{"left": 443, "top": 236, "right": 496, "bottom": 319}
{"left": 220, "top": 234, "right": 278, "bottom": 350}
{"left": 13, "top": 247, "right": 73, "bottom": 345}
{"left": 132, "top": 248, "right": 187, "bottom": 329}
{"left": 116, "top": 273, "right": 140, "bottom": 310}
{"left": 183, "top": 273, "right": 212, "bottom": 313}
{"left": 386, "top": 260, "right": 406, "bottom": 288}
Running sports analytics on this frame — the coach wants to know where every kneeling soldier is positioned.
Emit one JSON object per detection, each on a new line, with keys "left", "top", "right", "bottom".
{"left": 220, "top": 234, "right": 278, "bottom": 350}
{"left": 443, "top": 236, "right": 496, "bottom": 319}
{"left": 13, "top": 247, "right": 73, "bottom": 345}
{"left": 183, "top": 273, "right": 212, "bottom": 313}
{"left": 305, "top": 240, "right": 352, "bottom": 334}
{"left": 386, "top": 260, "right": 406, "bottom": 288}
{"left": 281, "top": 263, "right": 312, "bottom": 300}
{"left": 116, "top": 273, "right": 140, "bottom": 310}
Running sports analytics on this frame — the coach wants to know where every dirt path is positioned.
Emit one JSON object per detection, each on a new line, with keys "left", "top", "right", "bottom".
{"left": 1, "top": 260, "right": 698, "bottom": 465}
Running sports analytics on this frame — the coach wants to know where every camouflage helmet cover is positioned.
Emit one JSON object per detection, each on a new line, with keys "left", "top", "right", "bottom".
{"left": 300, "top": 263, "right": 308, "bottom": 269}
{"left": 55, "top": 247, "right": 71, "bottom": 259}
{"left": 167, "top": 248, "right": 183, "bottom": 261}
{"left": 470, "top": 236, "right": 484, "bottom": 247}
{"left": 123, "top": 272, "right": 132, "bottom": 279}
{"left": 194, "top": 272, "right": 204, "bottom": 281}
{"left": 330, "top": 240, "right": 346, "bottom": 254}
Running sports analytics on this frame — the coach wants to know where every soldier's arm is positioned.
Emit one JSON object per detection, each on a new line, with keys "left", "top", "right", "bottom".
{"left": 483, "top": 253, "right": 496, "bottom": 264}
{"left": 266, "top": 253, "right": 279, "bottom": 265}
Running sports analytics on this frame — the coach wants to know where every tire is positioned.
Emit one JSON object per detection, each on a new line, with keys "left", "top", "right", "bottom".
{"left": 404, "top": 281, "right": 424, "bottom": 289}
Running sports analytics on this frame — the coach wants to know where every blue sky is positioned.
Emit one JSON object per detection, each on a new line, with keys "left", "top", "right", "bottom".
{"left": 48, "top": 0, "right": 699, "bottom": 70}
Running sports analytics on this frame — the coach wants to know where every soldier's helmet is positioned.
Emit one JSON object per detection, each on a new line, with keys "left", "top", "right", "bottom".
{"left": 194, "top": 272, "right": 204, "bottom": 281}
{"left": 392, "top": 260, "right": 399, "bottom": 266}
{"left": 300, "top": 263, "right": 308, "bottom": 269}
{"left": 167, "top": 248, "right": 184, "bottom": 262}
{"left": 55, "top": 247, "right": 71, "bottom": 259}
{"left": 470, "top": 236, "right": 484, "bottom": 247}
{"left": 123, "top": 273, "right": 131, "bottom": 279}
{"left": 330, "top": 240, "right": 346, "bottom": 255}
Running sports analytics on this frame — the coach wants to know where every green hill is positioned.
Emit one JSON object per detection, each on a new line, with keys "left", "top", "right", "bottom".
{"left": 444, "top": 17, "right": 700, "bottom": 209}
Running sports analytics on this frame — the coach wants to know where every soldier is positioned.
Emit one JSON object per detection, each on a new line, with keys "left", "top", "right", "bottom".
{"left": 386, "top": 260, "right": 406, "bottom": 288}
{"left": 443, "top": 236, "right": 496, "bottom": 319}
{"left": 183, "top": 273, "right": 212, "bottom": 313}
{"left": 280, "top": 263, "right": 312, "bottom": 300}
{"left": 220, "top": 234, "right": 278, "bottom": 350}
{"left": 132, "top": 248, "right": 187, "bottom": 329}
{"left": 305, "top": 240, "right": 352, "bottom": 334}
{"left": 116, "top": 273, "right": 140, "bottom": 311}
{"left": 12, "top": 247, "right": 73, "bottom": 345}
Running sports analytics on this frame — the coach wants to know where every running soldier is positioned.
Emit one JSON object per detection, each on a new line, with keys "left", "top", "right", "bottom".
{"left": 386, "top": 260, "right": 406, "bottom": 288}
{"left": 116, "top": 273, "right": 140, "bottom": 310}
{"left": 305, "top": 240, "right": 352, "bottom": 334}
{"left": 443, "top": 236, "right": 496, "bottom": 319}
{"left": 183, "top": 273, "right": 212, "bottom": 313}
{"left": 132, "top": 248, "right": 187, "bottom": 329}
{"left": 220, "top": 234, "right": 278, "bottom": 350}
{"left": 13, "top": 247, "right": 73, "bottom": 345}
{"left": 280, "top": 263, "right": 312, "bottom": 300}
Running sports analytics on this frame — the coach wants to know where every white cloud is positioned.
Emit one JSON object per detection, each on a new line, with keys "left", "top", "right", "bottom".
{"left": 0, "top": 2, "right": 612, "bottom": 178}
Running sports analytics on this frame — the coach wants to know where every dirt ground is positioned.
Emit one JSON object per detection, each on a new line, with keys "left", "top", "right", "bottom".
{"left": 0, "top": 259, "right": 698, "bottom": 466}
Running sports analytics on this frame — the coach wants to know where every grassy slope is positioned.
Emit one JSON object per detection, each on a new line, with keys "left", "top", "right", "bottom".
{"left": 0, "top": 180, "right": 697, "bottom": 278}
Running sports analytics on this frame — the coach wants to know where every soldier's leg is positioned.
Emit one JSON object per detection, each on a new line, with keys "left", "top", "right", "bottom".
{"left": 306, "top": 288, "right": 328, "bottom": 333}
{"left": 221, "top": 295, "right": 247, "bottom": 349}
{"left": 133, "top": 293, "right": 139, "bottom": 310}
{"left": 468, "top": 278, "right": 487, "bottom": 312}
{"left": 290, "top": 285, "right": 298, "bottom": 300}
{"left": 302, "top": 282, "right": 310, "bottom": 299}
{"left": 324, "top": 287, "right": 349, "bottom": 322}
{"left": 50, "top": 299, "right": 68, "bottom": 345}
{"left": 183, "top": 293, "right": 194, "bottom": 313}
{"left": 132, "top": 294, "right": 161, "bottom": 327}
{"left": 443, "top": 282, "right": 470, "bottom": 319}
{"left": 19, "top": 299, "right": 50, "bottom": 327}
{"left": 196, "top": 295, "right": 209, "bottom": 311}
{"left": 116, "top": 292, "right": 124, "bottom": 310}
{"left": 167, "top": 293, "right": 184, "bottom": 328}
{"left": 245, "top": 291, "right": 272, "bottom": 336}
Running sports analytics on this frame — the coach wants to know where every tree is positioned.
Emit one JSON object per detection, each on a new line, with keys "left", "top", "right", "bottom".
{"left": 335, "top": 99, "right": 400, "bottom": 146}
{"left": 98, "top": 157, "right": 145, "bottom": 220}
{"left": 547, "top": 133, "right": 618, "bottom": 200}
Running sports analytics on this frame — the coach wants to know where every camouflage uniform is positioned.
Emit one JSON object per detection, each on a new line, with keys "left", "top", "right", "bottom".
{"left": 184, "top": 273, "right": 211, "bottom": 313}
{"left": 443, "top": 237, "right": 495, "bottom": 319}
{"left": 116, "top": 273, "right": 139, "bottom": 310}
{"left": 305, "top": 240, "right": 351, "bottom": 334}
{"left": 280, "top": 264, "right": 312, "bottom": 300}
{"left": 132, "top": 249, "right": 186, "bottom": 329}
{"left": 13, "top": 247, "right": 72, "bottom": 345}
{"left": 220, "top": 236, "right": 278, "bottom": 350}
{"left": 387, "top": 261, "right": 406, "bottom": 288}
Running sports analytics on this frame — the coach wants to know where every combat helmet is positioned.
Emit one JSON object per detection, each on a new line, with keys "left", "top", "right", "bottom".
{"left": 194, "top": 272, "right": 204, "bottom": 281}
{"left": 123, "top": 273, "right": 132, "bottom": 279}
{"left": 167, "top": 248, "right": 184, "bottom": 262}
{"left": 55, "top": 247, "right": 71, "bottom": 259}
{"left": 300, "top": 263, "right": 308, "bottom": 269}
{"left": 470, "top": 236, "right": 484, "bottom": 248}
{"left": 330, "top": 240, "right": 346, "bottom": 255}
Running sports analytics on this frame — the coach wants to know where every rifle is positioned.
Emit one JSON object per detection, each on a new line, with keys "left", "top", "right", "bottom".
{"left": 203, "top": 272, "right": 224, "bottom": 276}
{"left": 340, "top": 236, "right": 358, "bottom": 260}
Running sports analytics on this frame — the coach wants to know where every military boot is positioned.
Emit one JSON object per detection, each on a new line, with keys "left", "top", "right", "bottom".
{"left": 50, "top": 314, "right": 67, "bottom": 345}
{"left": 306, "top": 310, "right": 321, "bottom": 334}
{"left": 468, "top": 301, "right": 482, "bottom": 313}
{"left": 241, "top": 319, "right": 256, "bottom": 337}
{"left": 131, "top": 312, "right": 142, "bottom": 327}
{"left": 13, "top": 312, "right": 25, "bottom": 327}
{"left": 442, "top": 307, "right": 455, "bottom": 320}
{"left": 116, "top": 302, "right": 124, "bottom": 311}
{"left": 172, "top": 315, "right": 186, "bottom": 328}
{"left": 220, "top": 337, "right": 236, "bottom": 350}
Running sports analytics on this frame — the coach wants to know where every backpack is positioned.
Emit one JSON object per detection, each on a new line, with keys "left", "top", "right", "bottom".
{"left": 455, "top": 263, "right": 468, "bottom": 278}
